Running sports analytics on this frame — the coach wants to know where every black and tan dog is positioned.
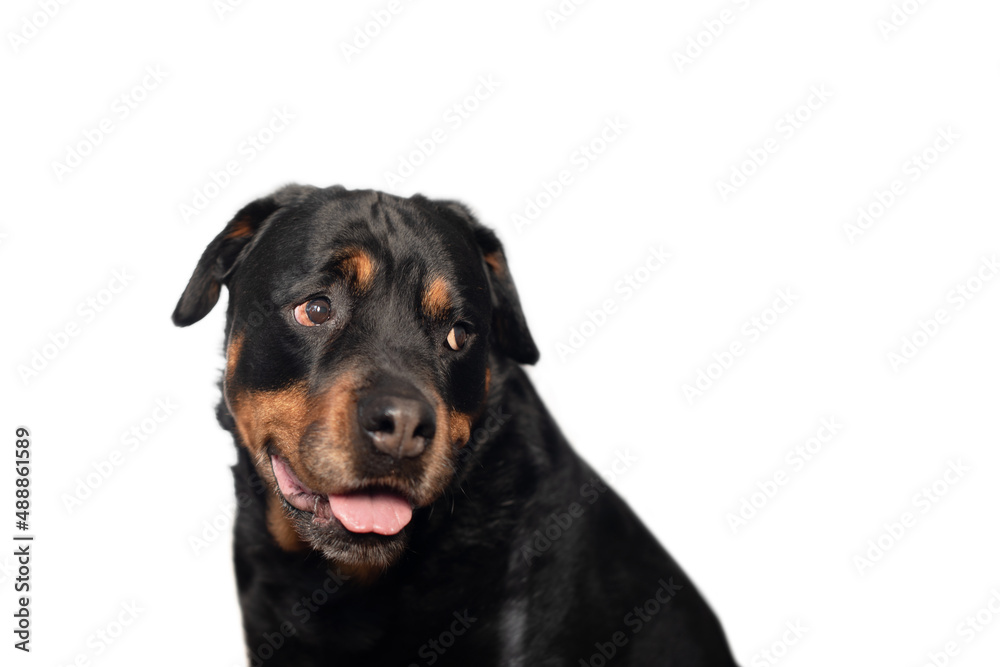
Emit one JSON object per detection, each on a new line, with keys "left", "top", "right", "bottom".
{"left": 173, "top": 185, "right": 738, "bottom": 666}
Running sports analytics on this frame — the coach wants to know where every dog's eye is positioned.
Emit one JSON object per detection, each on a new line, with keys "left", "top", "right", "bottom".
{"left": 446, "top": 324, "right": 468, "bottom": 351}
{"left": 295, "top": 298, "right": 332, "bottom": 326}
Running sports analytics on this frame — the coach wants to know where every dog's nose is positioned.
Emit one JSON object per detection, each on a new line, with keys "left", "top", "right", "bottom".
{"left": 358, "top": 391, "right": 436, "bottom": 459}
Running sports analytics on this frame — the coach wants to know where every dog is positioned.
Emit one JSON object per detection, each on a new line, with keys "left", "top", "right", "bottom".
{"left": 173, "top": 185, "right": 738, "bottom": 666}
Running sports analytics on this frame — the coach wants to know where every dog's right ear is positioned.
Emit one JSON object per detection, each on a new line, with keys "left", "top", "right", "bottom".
{"left": 173, "top": 185, "right": 321, "bottom": 327}
{"left": 171, "top": 197, "right": 279, "bottom": 327}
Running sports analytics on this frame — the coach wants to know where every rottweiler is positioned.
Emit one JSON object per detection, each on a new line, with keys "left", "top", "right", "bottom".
{"left": 173, "top": 185, "right": 738, "bottom": 666}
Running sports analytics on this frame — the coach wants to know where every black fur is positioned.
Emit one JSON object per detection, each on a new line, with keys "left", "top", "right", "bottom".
{"left": 174, "top": 185, "right": 738, "bottom": 666}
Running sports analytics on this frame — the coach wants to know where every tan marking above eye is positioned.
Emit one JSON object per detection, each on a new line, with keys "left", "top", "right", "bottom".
{"left": 339, "top": 249, "right": 375, "bottom": 291}
{"left": 422, "top": 277, "right": 452, "bottom": 320}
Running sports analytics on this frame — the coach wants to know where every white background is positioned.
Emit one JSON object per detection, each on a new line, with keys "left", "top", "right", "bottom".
{"left": 3, "top": 0, "right": 999, "bottom": 665}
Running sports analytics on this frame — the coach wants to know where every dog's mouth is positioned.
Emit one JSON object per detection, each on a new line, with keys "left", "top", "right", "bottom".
{"left": 270, "top": 455, "right": 413, "bottom": 536}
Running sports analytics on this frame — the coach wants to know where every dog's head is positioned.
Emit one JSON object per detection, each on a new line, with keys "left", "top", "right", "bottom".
{"left": 173, "top": 185, "right": 537, "bottom": 574}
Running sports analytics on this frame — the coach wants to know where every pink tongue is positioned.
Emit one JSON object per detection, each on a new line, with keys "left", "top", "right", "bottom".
{"left": 328, "top": 491, "right": 412, "bottom": 536}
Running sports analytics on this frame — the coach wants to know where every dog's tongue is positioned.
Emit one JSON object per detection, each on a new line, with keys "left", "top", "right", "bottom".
{"left": 328, "top": 491, "right": 412, "bottom": 536}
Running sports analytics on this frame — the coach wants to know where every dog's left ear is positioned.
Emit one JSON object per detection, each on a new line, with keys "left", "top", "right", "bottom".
{"left": 435, "top": 200, "right": 540, "bottom": 365}
{"left": 172, "top": 184, "right": 317, "bottom": 327}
